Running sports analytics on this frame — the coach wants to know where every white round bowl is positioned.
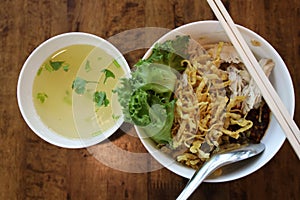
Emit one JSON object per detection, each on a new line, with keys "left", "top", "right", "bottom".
{"left": 17, "top": 32, "right": 130, "bottom": 148}
{"left": 136, "top": 21, "right": 295, "bottom": 182}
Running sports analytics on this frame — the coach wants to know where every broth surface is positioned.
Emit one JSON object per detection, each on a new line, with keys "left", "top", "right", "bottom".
{"left": 33, "top": 44, "right": 124, "bottom": 138}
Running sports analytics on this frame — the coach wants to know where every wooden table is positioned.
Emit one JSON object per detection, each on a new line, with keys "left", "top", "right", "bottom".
{"left": 0, "top": 0, "right": 299, "bottom": 199}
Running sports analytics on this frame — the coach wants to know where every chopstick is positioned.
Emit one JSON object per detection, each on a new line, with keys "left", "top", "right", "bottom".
{"left": 207, "top": 0, "right": 300, "bottom": 159}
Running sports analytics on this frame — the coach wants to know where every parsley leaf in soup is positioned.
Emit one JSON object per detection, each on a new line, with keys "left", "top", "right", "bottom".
{"left": 94, "top": 91, "right": 109, "bottom": 107}
{"left": 63, "top": 64, "right": 70, "bottom": 72}
{"left": 44, "top": 63, "right": 54, "bottom": 72}
{"left": 85, "top": 60, "right": 92, "bottom": 72}
{"left": 72, "top": 77, "right": 99, "bottom": 94}
{"left": 36, "top": 92, "right": 48, "bottom": 103}
{"left": 113, "top": 59, "right": 121, "bottom": 68}
{"left": 63, "top": 90, "right": 72, "bottom": 105}
{"left": 72, "top": 77, "right": 87, "bottom": 94}
{"left": 49, "top": 61, "right": 64, "bottom": 71}
{"left": 37, "top": 67, "right": 43, "bottom": 76}
{"left": 38, "top": 60, "right": 69, "bottom": 75}
{"left": 101, "top": 69, "right": 115, "bottom": 84}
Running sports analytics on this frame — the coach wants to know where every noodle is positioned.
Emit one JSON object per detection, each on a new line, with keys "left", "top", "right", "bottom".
{"left": 169, "top": 41, "right": 273, "bottom": 170}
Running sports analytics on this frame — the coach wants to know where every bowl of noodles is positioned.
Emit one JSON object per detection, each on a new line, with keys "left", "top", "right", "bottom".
{"left": 115, "top": 20, "right": 295, "bottom": 182}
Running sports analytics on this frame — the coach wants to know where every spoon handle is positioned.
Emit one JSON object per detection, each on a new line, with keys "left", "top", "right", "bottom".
{"left": 176, "top": 153, "right": 235, "bottom": 200}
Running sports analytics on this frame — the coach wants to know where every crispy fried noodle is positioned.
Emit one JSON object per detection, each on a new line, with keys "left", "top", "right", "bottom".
{"left": 167, "top": 41, "right": 274, "bottom": 170}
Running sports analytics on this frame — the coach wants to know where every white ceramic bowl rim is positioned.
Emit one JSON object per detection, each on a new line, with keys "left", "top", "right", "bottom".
{"left": 17, "top": 32, "right": 130, "bottom": 148}
{"left": 136, "top": 20, "right": 295, "bottom": 182}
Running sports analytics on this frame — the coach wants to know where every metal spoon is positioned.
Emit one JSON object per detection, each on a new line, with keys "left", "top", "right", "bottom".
{"left": 176, "top": 142, "right": 265, "bottom": 200}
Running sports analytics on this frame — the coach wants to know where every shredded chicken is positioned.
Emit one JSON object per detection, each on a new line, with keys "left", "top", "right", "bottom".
{"left": 241, "top": 59, "right": 275, "bottom": 114}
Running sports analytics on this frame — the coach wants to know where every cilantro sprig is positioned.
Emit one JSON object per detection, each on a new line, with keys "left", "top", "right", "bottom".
{"left": 101, "top": 69, "right": 115, "bottom": 84}
{"left": 71, "top": 77, "right": 98, "bottom": 94}
{"left": 71, "top": 77, "right": 110, "bottom": 107}
{"left": 37, "top": 60, "right": 70, "bottom": 75}
{"left": 36, "top": 92, "right": 48, "bottom": 103}
{"left": 49, "top": 61, "right": 64, "bottom": 70}
{"left": 113, "top": 59, "right": 121, "bottom": 68}
{"left": 85, "top": 60, "right": 92, "bottom": 72}
{"left": 93, "top": 91, "right": 109, "bottom": 107}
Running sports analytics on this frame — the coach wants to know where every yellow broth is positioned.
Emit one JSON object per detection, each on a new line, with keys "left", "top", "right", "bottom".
{"left": 32, "top": 44, "right": 124, "bottom": 139}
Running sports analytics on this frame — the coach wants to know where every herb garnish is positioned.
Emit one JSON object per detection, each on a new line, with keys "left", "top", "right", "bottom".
{"left": 112, "top": 114, "right": 121, "bottom": 120}
{"left": 37, "top": 60, "right": 70, "bottom": 75}
{"left": 113, "top": 59, "right": 121, "bottom": 68}
{"left": 93, "top": 91, "right": 109, "bottom": 107}
{"left": 63, "top": 64, "right": 70, "bottom": 72}
{"left": 72, "top": 75, "right": 111, "bottom": 107}
{"left": 37, "top": 67, "right": 43, "bottom": 76}
{"left": 72, "top": 77, "right": 88, "bottom": 94}
{"left": 101, "top": 69, "right": 115, "bottom": 84}
{"left": 50, "top": 61, "right": 64, "bottom": 71}
{"left": 44, "top": 63, "right": 53, "bottom": 72}
{"left": 36, "top": 92, "right": 48, "bottom": 103}
{"left": 63, "top": 90, "right": 72, "bottom": 105}
{"left": 72, "top": 77, "right": 98, "bottom": 94}
{"left": 85, "top": 60, "right": 92, "bottom": 72}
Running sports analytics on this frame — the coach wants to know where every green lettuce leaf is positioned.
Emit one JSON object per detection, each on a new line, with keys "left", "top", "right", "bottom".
{"left": 142, "top": 100, "right": 176, "bottom": 144}
{"left": 115, "top": 35, "right": 190, "bottom": 146}
{"left": 142, "top": 35, "right": 190, "bottom": 72}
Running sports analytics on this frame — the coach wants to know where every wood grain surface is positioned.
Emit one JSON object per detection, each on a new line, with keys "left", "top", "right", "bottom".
{"left": 0, "top": 0, "right": 299, "bottom": 199}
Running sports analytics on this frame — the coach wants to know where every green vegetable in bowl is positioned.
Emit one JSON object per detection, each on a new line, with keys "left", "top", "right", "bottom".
{"left": 144, "top": 35, "right": 190, "bottom": 72}
{"left": 115, "top": 35, "right": 190, "bottom": 146}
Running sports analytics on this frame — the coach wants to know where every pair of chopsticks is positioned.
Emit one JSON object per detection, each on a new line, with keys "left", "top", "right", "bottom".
{"left": 207, "top": 0, "right": 300, "bottom": 160}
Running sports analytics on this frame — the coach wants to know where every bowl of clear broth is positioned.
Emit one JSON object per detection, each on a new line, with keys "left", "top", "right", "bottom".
{"left": 132, "top": 21, "right": 295, "bottom": 182}
{"left": 17, "top": 32, "right": 130, "bottom": 148}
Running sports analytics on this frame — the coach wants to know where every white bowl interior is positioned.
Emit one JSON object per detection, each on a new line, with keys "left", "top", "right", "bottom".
{"left": 136, "top": 21, "right": 295, "bottom": 182}
{"left": 17, "top": 32, "right": 130, "bottom": 148}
